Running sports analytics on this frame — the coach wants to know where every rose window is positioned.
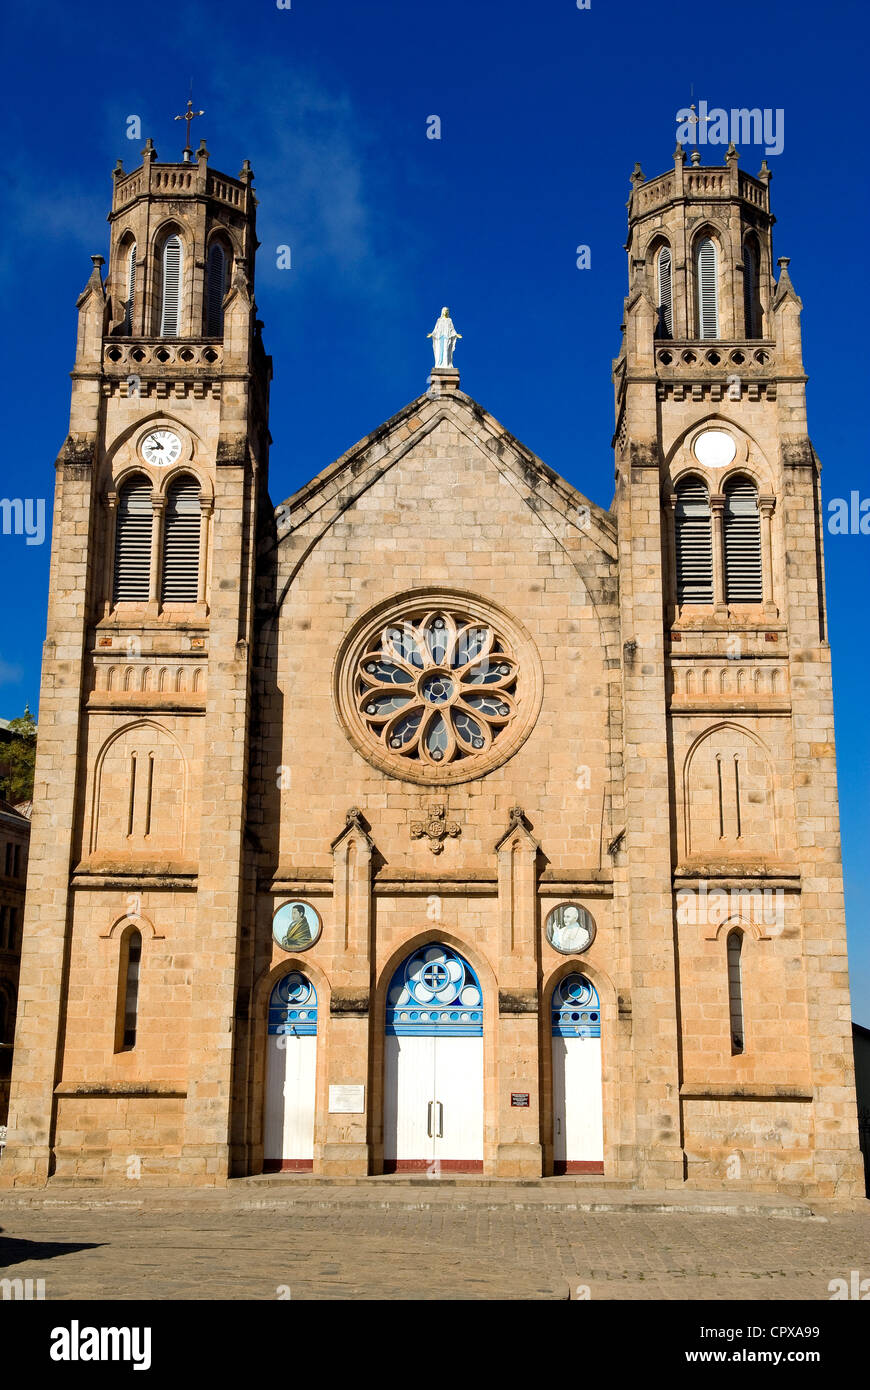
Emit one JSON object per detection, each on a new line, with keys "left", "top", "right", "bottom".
{"left": 335, "top": 591, "right": 542, "bottom": 785}
{"left": 354, "top": 609, "right": 518, "bottom": 767}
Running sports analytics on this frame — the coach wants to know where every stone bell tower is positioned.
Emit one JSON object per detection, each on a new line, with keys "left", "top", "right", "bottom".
{"left": 612, "top": 145, "right": 863, "bottom": 1195}
{"left": 2, "top": 125, "right": 272, "bottom": 1186}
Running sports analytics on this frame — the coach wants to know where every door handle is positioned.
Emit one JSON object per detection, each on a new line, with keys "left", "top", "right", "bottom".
{"left": 556, "top": 1117, "right": 561, "bottom": 1135}
{"left": 427, "top": 1100, "right": 434, "bottom": 1138}
{"left": 436, "top": 1100, "right": 444, "bottom": 1138}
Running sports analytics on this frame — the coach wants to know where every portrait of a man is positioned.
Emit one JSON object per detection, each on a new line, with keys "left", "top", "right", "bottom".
{"left": 273, "top": 901, "right": 321, "bottom": 953}
{"left": 546, "top": 903, "right": 596, "bottom": 955}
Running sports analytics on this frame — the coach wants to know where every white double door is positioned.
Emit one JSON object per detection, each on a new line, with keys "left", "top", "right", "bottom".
{"left": 264, "top": 1033, "right": 317, "bottom": 1165}
{"left": 552, "top": 1035, "right": 603, "bottom": 1167}
{"left": 384, "top": 1033, "right": 483, "bottom": 1168}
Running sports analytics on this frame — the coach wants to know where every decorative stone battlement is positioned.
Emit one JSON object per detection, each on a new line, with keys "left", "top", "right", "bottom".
{"left": 628, "top": 163, "right": 770, "bottom": 221}
{"left": 111, "top": 159, "right": 251, "bottom": 216}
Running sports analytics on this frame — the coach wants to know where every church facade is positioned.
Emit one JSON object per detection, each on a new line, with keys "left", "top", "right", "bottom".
{"left": 1, "top": 138, "right": 864, "bottom": 1195}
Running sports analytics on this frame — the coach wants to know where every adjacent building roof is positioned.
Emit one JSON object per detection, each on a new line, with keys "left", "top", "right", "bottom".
{"left": 0, "top": 797, "right": 31, "bottom": 827}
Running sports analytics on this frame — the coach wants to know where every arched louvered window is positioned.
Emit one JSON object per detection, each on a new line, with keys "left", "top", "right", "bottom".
{"left": 655, "top": 245, "right": 673, "bottom": 339}
{"left": 122, "top": 242, "right": 137, "bottom": 335}
{"left": 696, "top": 237, "right": 719, "bottom": 338}
{"left": 743, "top": 238, "right": 761, "bottom": 338}
{"left": 727, "top": 930, "right": 744, "bottom": 1054}
{"left": 114, "top": 476, "right": 153, "bottom": 603}
{"left": 159, "top": 234, "right": 183, "bottom": 336}
{"left": 161, "top": 475, "right": 201, "bottom": 603}
{"left": 674, "top": 476, "right": 713, "bottom": 604}
{"left": 206, "top": 242, "right": 228, "bottom": 336}
{"left": 119, "top": 929, "right": 142, "bottom": 1050}
{"left": 723, "top": 476, "right": 762, "bottom": 603}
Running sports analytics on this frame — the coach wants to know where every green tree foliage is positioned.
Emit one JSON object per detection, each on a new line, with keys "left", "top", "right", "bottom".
{"left": 0, "top": 705, "right": 37, "bottom": 803}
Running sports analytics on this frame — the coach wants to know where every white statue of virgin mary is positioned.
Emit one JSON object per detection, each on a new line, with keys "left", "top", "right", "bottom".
{"left": 427, "top": 307, "right": 461, "bottom": 367}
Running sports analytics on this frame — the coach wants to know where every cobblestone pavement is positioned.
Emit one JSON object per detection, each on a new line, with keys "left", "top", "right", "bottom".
{"left": 1, "top": 1186, "right": 868, "bottom": 1300}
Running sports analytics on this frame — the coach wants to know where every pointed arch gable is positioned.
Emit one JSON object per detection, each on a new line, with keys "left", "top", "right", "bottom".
{"left": 542, "top": 955, "right": 618, "bottom": 1014}
{"left": 265, "top": 397, "right": 618, "bottom": 659}
{"left": 102, "top": 910, "right": 164, "bottom": 941}
{"left": 252, "top": 954, "right": 333, "bottom": 1021}
{"left": 664, "top": 415, "right": 772, "bottom": 494}
{"left": 157, "top": 464, "right": 212, "bottom": 500}
{"left": 682, "top": 720, "right": 777, "bottom": 857}
{"left": 374, "top": 929, "right": 498, "bottom": 1024}
{"left": 89, "top": 718, "right": 189, "bottom": 854}
{"left": 102, "top": 414, "right": 204, "bottom": 488}
{"left": 706, "top": 912, "right": 767, "bottom": 943}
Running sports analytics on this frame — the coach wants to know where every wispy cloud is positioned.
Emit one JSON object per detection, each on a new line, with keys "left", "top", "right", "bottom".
{"left": 0, "top": 179, "right": 105, "bottom": 287}
{"left": 153, "top": 10, "right": 391, "bottom": 296}
{"left": 213, "top": 69, "right": 381, "bottom": 288}
{"left": 0, "top": 658, "right": 23, "bottom": 686}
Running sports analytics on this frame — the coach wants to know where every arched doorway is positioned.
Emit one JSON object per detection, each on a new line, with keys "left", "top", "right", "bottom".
{"left": 551, "top": 974, "right": 604, "bottom": 1174}
{"left": 384, "top": 943, "right": 483, "bottom": 1173}
{"left": 264, "top": 972, "right": 318, "bottom": 1172}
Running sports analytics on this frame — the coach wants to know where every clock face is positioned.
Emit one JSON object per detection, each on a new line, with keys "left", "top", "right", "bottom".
{"left": 141, "top": 429, "right": 182, "bottom": 467}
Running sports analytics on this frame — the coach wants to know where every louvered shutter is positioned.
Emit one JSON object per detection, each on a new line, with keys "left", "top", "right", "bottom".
{"left": 114, "top": 479, "right": 153, "bottom": 602}
{"left": 656, "top": 246, "right": 673, "bottom": 338}
{"left": 160, "top": 235, "right": 183, "bottom": 336}
{"left": 724, "top": 479, "right": 762, "bottom": 602}
{"left": 675, "top": 478, "right": 713, "bottom": 603}
{"left": 206, "top": 243, "right": 226, "bottom": 336}
{"left": 161, "top": 477, "right": 201, "bottom": 603}
{"left": 743, "top": 242, "right": 759, "bottom": 338}
{"left": 696, "top": 238, "right": 718, "bottom": 338}
{"left": 123, "top": 243, "right": 136, "bottom": 334}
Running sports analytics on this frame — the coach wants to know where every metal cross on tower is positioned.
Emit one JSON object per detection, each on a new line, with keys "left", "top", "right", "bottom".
{"left": 174, "top": 98, "right": 205, "bottom": 161}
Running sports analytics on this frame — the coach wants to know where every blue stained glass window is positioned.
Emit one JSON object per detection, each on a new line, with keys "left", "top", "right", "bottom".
{"left": 386, "top": 945, "right": 483, "bottom": 1036}
{"left": 551, "top": 975, "right": 601, "bottom": 1038}
{"left": 268, "top": 972, "right": 318, "bottom": 1036}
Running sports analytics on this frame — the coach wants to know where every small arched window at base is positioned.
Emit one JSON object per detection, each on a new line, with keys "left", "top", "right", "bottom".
{"left": 116, "top": 928, "right": 142, "bottom": 1052}
{"left": 727, "top": 929, "right": 745, "bottom": 1055}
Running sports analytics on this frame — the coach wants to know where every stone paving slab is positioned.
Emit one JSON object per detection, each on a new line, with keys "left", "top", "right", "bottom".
{"left": 0, "top": 1185, "right": 868, "bottom": 1300}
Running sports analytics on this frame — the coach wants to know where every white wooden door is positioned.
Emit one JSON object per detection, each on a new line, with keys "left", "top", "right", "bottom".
{"left": 383, "top": 1033, "right": 436, "bottom": 1165}
{"left": 384, "top": 1033, "right": 483, "bottom": 1169}
{"left": 552, "top": 1035, "right": 603, "bottom": 1170}
{"left": 432, "top": 1035, "right": 484, "bottom": 1165}
{"left": 264, "top": 1033, "right": 317, "bottom": 1168}
{"left": 384, "top": 944, "right": 485, "bottom": 1172}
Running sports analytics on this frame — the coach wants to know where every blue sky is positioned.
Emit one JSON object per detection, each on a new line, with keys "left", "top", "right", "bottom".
{"left": 1, "top": 0, "right": 869, "bottom": 1017}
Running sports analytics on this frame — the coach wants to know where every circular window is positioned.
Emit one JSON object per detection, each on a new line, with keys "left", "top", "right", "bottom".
{"left": 334, "top": 591, "right": 543, "bottom": 784}
{"left": 692, "top": 429, "right": 737, "bottom": 468}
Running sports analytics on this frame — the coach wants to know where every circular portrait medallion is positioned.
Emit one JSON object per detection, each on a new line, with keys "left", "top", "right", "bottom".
{"left": 273, "top": 901, "right": 322, "bottom": 953}
{"left": 545, "top": 903, "right": 596, "bottom": 955}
